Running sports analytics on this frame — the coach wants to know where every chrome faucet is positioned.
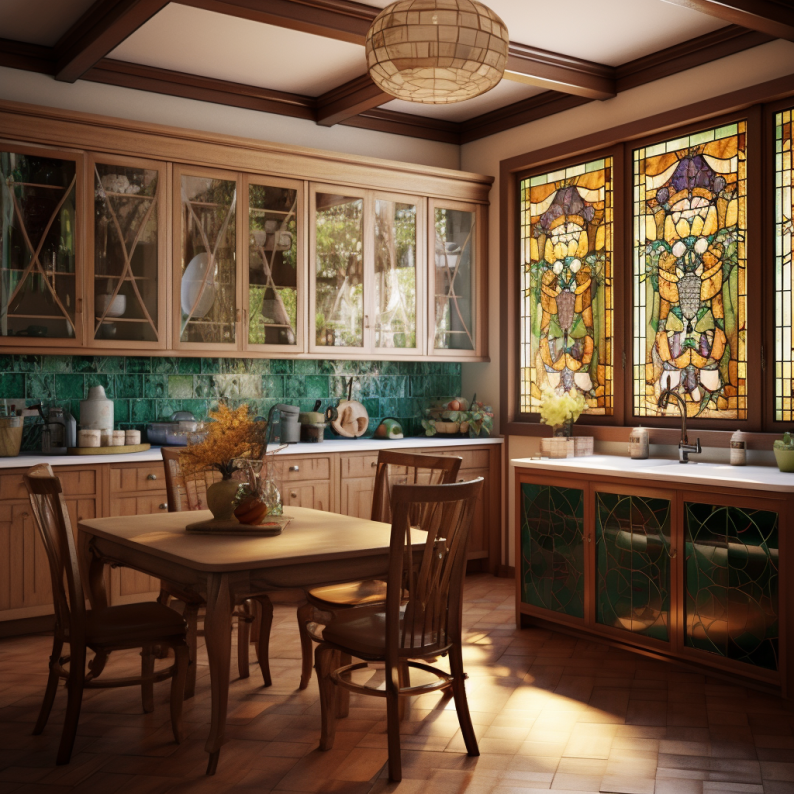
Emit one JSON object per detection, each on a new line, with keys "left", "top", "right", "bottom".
{"left": 657, "top": 389, "right": 701, "bottom": 464}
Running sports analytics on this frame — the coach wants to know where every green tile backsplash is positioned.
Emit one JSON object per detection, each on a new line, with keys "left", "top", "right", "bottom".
{"left": 0, "top": 355, "right": 461, "bottom": 451}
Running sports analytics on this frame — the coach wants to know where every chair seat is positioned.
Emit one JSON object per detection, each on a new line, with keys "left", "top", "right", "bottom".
{"left": 86, "top": 602, "right": 186, "bottom": 647}
{"left": 317, "top": 606, "right": 444, "bottom": 658}
{"left": 308, "top": 579, "right": 387, "bottom": 608}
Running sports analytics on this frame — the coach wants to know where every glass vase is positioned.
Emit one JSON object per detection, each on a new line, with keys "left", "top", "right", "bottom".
{"left": 552, "top": 420, "right": 573, "bottom": 438}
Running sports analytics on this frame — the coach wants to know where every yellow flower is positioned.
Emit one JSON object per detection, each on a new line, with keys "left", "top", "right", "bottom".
{"left": 538, "top": 385, "right": 586, "bottom": 427}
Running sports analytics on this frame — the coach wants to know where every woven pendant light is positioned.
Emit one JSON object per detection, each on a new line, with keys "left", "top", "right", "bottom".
{"left": 366, "top": 0, "right": 509, "bottom": 105}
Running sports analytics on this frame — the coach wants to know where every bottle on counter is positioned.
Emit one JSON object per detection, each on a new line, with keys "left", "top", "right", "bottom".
{"left": 730, "top": 429, "right": 747, "bottom": 466}
{"left": 628, "top": 426, "right": 649, "bottom": 460}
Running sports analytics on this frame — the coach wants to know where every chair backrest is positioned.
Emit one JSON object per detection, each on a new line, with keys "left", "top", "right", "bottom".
{"left": 385, "top": 478, "right": 483, "bottom": 658}
{"left": 161, "top": 447, "right": 223, "bottom": 512}
{"left": 23, "top": 464, "right": 86, "bottom": 645}
{"left": 371, "top": 451, "right": 462, "bottom": 524}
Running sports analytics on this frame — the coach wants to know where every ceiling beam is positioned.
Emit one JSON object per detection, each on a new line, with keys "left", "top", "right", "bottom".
{"left": 504, "top": 44, "right": 616, "bottom": 100}
{"left": 315, "top": 74, "right": 392, "bottom": 126}
{"left": 176, "top": 0, "right": 374, "bottom": 45}
{"left": 54, "top": 0, "right": 171, "bottom": 83}
{"left": 660, "top": 0, "right": 794, "bottom": 41}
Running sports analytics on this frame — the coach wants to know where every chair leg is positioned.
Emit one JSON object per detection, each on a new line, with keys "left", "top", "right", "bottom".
{"left": 184, "top": 603, "right": 200, "bottom": 700}
{"left": 449, "top": 643, "right": 478, "bottom": 757}
{"left": 141, "top": 646, "right": 155, "bottom": 714}
{"left": 297, "top": 602, "right": 314, "bottom": 690}
{"left": 87, "top": 650, "right": 109, "bottom": 681}
{"left": 385, "top": 669, "right": 402, "bottom": 782}
{"left": 337, "top": 652, "right": 351, "bottom": 719}
{"left": 253, "top": 596, "right": 273, "bottom": 687}
{"left": 397, "top": 660, "right": 410, "bottom": 722}
{"left": 33, "top": 637, "right": 63, "bottom": 736}
{"left": 56, "top": 643, "right": 85, "bottom": 765}
{"left": 170, "top": 644, "right": 190, "bottom": 744}
{"left": 315, "top": 643, "right": 338, "bottom": 751}
{"left": 237, "top": 601, "right": 252, "bottom": 680}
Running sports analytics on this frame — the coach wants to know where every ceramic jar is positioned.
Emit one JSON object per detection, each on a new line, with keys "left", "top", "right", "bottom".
{"left": 628, "top": 426, "right": 649, "bottom": 459}
{"left": 80, "top": 385, "right": 114, "bottom": 431}
{"left": 78, "top": 428, "right": 101, "bottom": 448}
{"left": 206, "top": 479, "right": 241, "bottom": 521}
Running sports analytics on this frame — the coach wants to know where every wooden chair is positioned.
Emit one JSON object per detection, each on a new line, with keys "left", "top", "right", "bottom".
{"left": 24, "top": 464, "right": 189, "bottom": 766}
{"left": 308, "top": 477, "right": 483, "bottom": 781}
{"left": 296, "top": 451, "right": 462, "bottom": 689}
{"left": 160, "top": 447, "right": 273, "bottom": 698}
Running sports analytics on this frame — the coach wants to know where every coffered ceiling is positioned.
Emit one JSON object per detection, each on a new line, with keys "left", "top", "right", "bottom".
{"left": 0, "top": 0, "right": 788, "bottom": 144}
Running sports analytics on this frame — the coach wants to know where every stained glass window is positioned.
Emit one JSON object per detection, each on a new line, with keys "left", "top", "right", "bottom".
{"left": 633, "top": 122, "right": 747, "bottom": 419}
{"left": 519, "top": 158, "right": 614, "bottom": 415}
{"left": 775, "top": 108, "right": 793, "bottom": 422}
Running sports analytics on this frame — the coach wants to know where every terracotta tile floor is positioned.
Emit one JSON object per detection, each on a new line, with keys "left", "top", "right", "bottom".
{"left": 1, "top": 574, "right": 793, "bottom": 793}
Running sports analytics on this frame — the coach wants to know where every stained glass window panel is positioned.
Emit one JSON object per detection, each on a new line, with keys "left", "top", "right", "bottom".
{"left": 633, "top": 122, "right": 747, "bottom": 419}
{"left": 775, "top": 108, "right": 793, "bottom": 421}
{"left": 519, "top": 158, "right": 614, "bottom": 415}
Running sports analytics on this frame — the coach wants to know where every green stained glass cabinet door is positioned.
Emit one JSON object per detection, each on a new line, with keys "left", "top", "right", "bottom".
{"left": 595, "top": 490, "right": 672, "bottom": 642}
{"left": 520, "top": 480, "right": 585, "bottom": 619}
{"left": 684, "top": 500, "right": 779, "bottom": 672}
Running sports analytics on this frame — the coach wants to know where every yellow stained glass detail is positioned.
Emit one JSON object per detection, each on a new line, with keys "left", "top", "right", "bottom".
{"left": 776, "top": 109, "right": 794, "bottom": 421}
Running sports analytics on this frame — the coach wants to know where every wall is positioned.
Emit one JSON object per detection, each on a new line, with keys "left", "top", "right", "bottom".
{"left": 0, "top": 66, "right": 460, "bottom": 171}
{"left": 0, "top": 354, "right": 461, "bottom": 451}
{"left": 459, "top": 39, "right": 794, "bottom": 567}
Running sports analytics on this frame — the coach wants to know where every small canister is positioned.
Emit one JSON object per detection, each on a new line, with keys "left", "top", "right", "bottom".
{"left": 730, "top": 429, "right": 746, "bottom": 466}
{"left": 78, "top": 428, "right": 101, "bottom": 448}
{"left": 100, "top": 429, "right": 113, "bottom": 447}
{"left": 112, "top": 430, "right": 125, "bottom": 447}
{"left": 628, "top": 426, "right": 649, "bottom": 460}
{"left": 125, "top": 429, "right": 141, "bottom": 445}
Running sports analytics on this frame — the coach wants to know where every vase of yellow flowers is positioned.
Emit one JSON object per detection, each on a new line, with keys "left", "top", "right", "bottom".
{"left": 538, "top": 385, "right": 586, "bottom": 437}
{"left": 180, "top": 403, "right": 268, "bottom": 522}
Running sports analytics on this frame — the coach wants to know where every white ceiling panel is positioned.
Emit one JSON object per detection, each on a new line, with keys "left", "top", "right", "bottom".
{"left": 109, "top": 4, "right": 368, "bottom": 96}
{"left": 382, "top": 80, "right": 544, "bottom": 122}
{"left": 0, "top": 0, "right": 95, "bottom": 46}
{"left": 357, "top": 0, "right": 728, "bottom": 67}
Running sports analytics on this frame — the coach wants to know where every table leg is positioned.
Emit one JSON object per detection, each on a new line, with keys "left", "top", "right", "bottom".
{"left": 78, "top": 531, "right": 108, "bottom": 610}
{"left": 204, "top": 572, "right": 233, "bottom": 776}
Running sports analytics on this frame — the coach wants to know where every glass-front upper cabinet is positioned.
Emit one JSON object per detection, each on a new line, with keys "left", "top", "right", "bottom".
{"left": 311, "top": 185, "right": 366, "bottom": 351}
{"left": 374, "top": 193, "right": 422, "bottom": 353}
{"left": 0, "top": 145, "right": 83, "bottom": 347}
{"left": 173, "top": 165, "right": 242, "bottom": 351}
{"left": 310, "top": 183, "right": 423, "bottom": 355}
{"left": 244, "top": 175, "right": 303, "bottom": 352}
{"left": 90, "top": 155, "right": 166, "bottom": 348}
{"left": 429, "top": 199, "right": 485, "bottom": 358}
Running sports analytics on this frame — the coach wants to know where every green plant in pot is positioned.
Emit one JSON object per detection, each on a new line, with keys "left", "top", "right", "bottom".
{"left": 773, "top": 432, "right": 794, "bottom": 472}
{"left": 179, "top": 403, "right": 267, "bottom": 521}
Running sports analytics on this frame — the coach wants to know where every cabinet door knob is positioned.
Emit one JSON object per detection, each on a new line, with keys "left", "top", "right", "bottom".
{"left": 290, "top": 491, "right": 298, "bottom": 499}
{"left": 371, "top": 461, "right": 377, "bottom": 468}
{"left": 147, "top": 473, "right": 158, "bottom": 481}
{"left": 159, "top": 503, "right": 168, "bottom": 510}
{"left": 289, "top": 465, "right": 300, "bottom": 472}
{"left": 670, "top": 548, "right": 678, "bottom": 558}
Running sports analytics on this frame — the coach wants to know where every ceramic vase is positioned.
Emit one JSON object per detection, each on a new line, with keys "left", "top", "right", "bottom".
{"left": 206, "top": 479, "right": 240, "bottom": 521}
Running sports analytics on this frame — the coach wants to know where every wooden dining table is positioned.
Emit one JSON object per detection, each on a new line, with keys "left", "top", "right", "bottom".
{"left": 77, "top": 506, "right": 422, "bottom": 774}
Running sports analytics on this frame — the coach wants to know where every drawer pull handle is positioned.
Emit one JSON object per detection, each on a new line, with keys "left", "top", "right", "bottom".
{"left": 290, "top": 491, "right": 298, "bottom": 499}
{"left": 289, "top": 465, "right": 300, "bottom": 472}
{"left": 371, "top": 461, "right": 377, "bottom": 468}
{"left": 159, "top": 503, "right": 168, "bottom": 510}
{"left": 147, "top": 474, "right": 158, "bottom": 481}
{"left": 670, "top": 548, "right": 678, "bottom": 558}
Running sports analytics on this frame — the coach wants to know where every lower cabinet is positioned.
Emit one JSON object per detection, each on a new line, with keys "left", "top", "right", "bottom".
{"left": 517, "top": 469, "right": 790, "bottom": 695}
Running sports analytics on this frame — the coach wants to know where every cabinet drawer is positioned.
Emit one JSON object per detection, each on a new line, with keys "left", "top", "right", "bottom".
{"left": 280, "top": 456, "right": 331, "bottom": 482}
{"left": 109, "top": 463, "right": 165, "bottom": 492}
{"left": 0, "top": 468, "right": 97, "bottom": 501}
{"left": 341, "top": 454, "right": 380, "bottom": 479}
{"left": 109, "top": 493, "right": 170, "bottom": 517}
{"left": 433, "top": 447, "right": 490, "bottom": 470}
{"left": 283, "top": 481, "right": 332, "bottom": 512}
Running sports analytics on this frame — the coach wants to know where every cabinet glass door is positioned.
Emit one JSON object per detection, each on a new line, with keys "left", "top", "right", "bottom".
{"left": 374, "top": 196, "right": 418, "bottom": 351}
{"left": 685, "top": 501, "right": 779, "bottom": 671}
{"left": 246, "top": 178, "right": 301, "bottom": 349}
{"left": 595, "top": 491, "right": 672, "bottom": 642}
{"left": 177, "top": 169, "right": 239, "bottom": 347}
{"left": 92, "top": 158, "right": 164, "bottom": 345}
{"left": 312, "top": 189, "right": 365, "bottom": 349}
{"left": 432, "top": 203, "right": 477, "bottom": 353}
{"left": 0, "top": 148, "right": 81, "bottom": 343}
{"left": 519, "top": 481, "right": 585, "bottom": 619}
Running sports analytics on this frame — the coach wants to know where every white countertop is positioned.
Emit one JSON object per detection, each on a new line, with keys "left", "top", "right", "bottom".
{"left": 512, "top": 454, "right": 794, "bottom": 493}
{"left": 0, "top": 436, "right": 503, "bottom": 469}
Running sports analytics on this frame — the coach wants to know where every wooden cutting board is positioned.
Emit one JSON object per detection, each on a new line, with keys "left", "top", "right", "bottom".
{"left": 329, "top": 400, "right": 369, "bottom": 438}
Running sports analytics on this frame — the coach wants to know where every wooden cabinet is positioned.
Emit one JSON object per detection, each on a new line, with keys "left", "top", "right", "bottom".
{"left": 283, "top": 481, "right": 333, "bottom": 512}
{"left": 516, "top": 467, "right": 790, "bottom": 695}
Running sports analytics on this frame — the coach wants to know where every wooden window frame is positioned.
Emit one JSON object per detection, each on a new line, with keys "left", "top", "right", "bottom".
{"left": 500, "top": 72, "right": 794, "bottom": 447}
